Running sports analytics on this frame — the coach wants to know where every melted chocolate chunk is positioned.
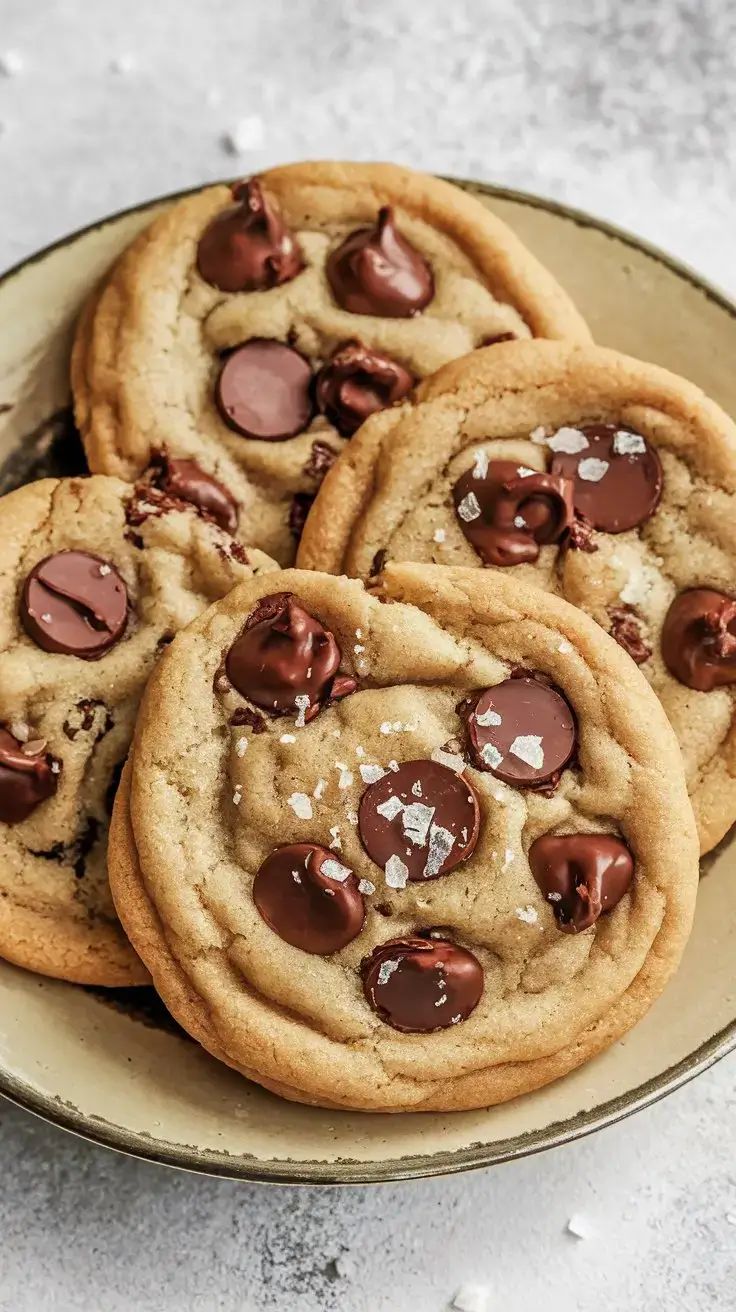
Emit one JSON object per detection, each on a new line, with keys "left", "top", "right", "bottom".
{"left": 529, "top": 832, "right": 634, "bottom": 932}
{"left": 361, "top": 935, "right": 483, "bottom": 1032}
{"left": 62, "top": 699, "right": 114, "bottom": 742}
{"left": 358, "top": 760, "right": 479, "bottom": 882}
{"left": 230, "top": 706, "right": 267, "bottom": 733}
{"left": 303, "top": 440, "right": 337, "bottom": 483}
{"left": 453, "top": 459, "right": 574, "bottom": 567}
{"left": 566, "top": 515, "right": 598, "bottom": 552}
{"left": 608, "top": 605, "right": 651, "bottom": 665}
{"left": 215, "top": 339, "right": 314, "bottom": 442}
{"left": 0, "top": 727, "right": 59, "bottom": 824}
{"left": 463, "top": 675, "right": 576, "bottom": 788}
{"left": 661, "top": 588, "right": 736, "bottom": 690}
{"left": 315, "top": 341, "right": 413, "bottom": 437}
{"left": 21, "top": 551, "right": 128, "bottom": 660}
{"left": 253, "top": 843, "right": 365, "bottom": 954}
{"left": 326, "top": 207, "right": 434, "bottom": 318}
{"left": 370, "top": 548, "right": 388, "bottom": 578}
{"left": 196, "top": 178, "right": 303, "bottom": 293}
{"left": 289, "top": 493, "right": 314, "bottom": 541}
{"left": 225, "top": 593, "right": 342, "bottom": 716}
{"left": 549, "top": 423, "right": 662, "bottom": 533}
{"left": 144, "top": 450, "right": 239, "bottom": 533}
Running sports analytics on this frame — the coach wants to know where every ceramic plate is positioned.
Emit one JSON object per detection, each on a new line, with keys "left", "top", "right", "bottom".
{"left": 0, "top": 179, "right": 734, "bottom": 1184}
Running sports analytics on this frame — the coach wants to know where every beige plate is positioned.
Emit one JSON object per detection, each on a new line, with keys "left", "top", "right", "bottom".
{"left": 0, "top": 179, "right": 735, "bottom": 1184}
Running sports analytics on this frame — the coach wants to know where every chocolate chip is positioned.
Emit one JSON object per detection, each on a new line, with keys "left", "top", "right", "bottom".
{"left": 303, "top": 440, "right": 337, "bottom": 483}
{"left": 529, "top": 832, "right": 634, "bottom": 932}
{"left": 361, "top": 935, "right": 483, "bottom": 1032}
{"left": 62, "top": 699, "right": 114, "bottom": 742}
{"left": 463, "top": 675, "right": 576, "bottom": 788}
{"left": 229, "top": 706, "right": 267, "bottom": 733}
{"left": 358, "top": 759, "right": 479, "bottom": 882}
{"left": 196, "top": 178, "right": 303, "bottom": 293}
{"left": 288, "top": 493, "right": 314, "bottom": 540}
{"left": 326, "top": 207, "right": 434, "bottom": 318}
{"left": 369, "top": 548, "right": 388, "bottom": 578}
{"left": 453, "top": 459, "right": 574, "bottom": 567}
{"left": 549, "top": 423, "right": 662, "bottom": 533}
{"left": 566, "top": 515, "right": 598, "bottom": 552}
{"left": 315, "top": 341, "right": 414, "bottom": 437}
{"left": 225, "top": 593, "right": 341, "bottom": 716}
{"left": 149, "top": 450, "right": 238, "bottom": 533}
{"left": 608, "top": 605, "right": 651, "bottom": 665}
{"left": 215, "top": 340, "right": 314, "bottom": 441}
{"left": 0, "top": 726, "right": 59, "bottom": 824}
{"left": 661, "top": 588, "right": 736, "bottom": 690}
{"left": 253, "top": 842, "right": 365, "bottom": 954}
{"left": 21, "top": 551, "right": 128, "bottom": 660}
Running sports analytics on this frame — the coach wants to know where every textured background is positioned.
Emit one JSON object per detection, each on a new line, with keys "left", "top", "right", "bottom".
{"left": 0, "top": 1, "right": 735, "bottom": 1309}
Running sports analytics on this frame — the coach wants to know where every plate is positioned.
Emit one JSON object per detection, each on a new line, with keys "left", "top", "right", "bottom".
{"left": 0, "top": 178, "right": 734, "bottom": 1184}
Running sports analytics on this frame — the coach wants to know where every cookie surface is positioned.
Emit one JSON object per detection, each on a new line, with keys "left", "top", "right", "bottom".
{"left": 109, "top": 564, "right": 697, "bottom": 1111}
{"left": 299, "top": 339, "right": 736, "bottom": 853}
{"left": 72, "top": 161, "right": 590, "bottom": 567}
{"left": 0, "top": 475, "right": 276, "bottom": 985}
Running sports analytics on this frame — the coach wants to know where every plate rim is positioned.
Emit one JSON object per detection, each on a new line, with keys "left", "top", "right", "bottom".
{"left": 1, "top": 175, "right": 735, "bottom": 1185}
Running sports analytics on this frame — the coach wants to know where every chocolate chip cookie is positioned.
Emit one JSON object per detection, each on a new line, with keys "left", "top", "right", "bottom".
{"left": 298, "top": 339, "right": 736, "bottom": 853}
{"left": 0, "top": 474, "right": 276, "bottom": 985}
{"left": 72, "top": 161, "right": 590, "bottom": 567}
{"left": 108, "top": 563, "right": 697, "bottom": 1111}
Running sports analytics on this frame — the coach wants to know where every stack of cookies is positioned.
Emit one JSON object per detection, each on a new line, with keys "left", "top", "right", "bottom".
{"left": 2, "top": 160, "right": 733, "bottom": 1113}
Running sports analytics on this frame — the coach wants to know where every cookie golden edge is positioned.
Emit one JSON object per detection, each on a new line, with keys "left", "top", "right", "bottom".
{"left": 107, "top": 564, "right": 699, "bottom": 1113}
{"left": 71, "top": 160, "right": 591, "bottom": 482}
{"left": 297, "top": 338, "right": 736, "bottom": 855}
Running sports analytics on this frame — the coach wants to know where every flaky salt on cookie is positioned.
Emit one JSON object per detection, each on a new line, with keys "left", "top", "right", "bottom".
{"left": 298, "top": 339, "right": 736, "bottom": 853}
{"left": 108, "top": 563, "right": 697, "bottom": 1112}
{"left": 72, "top": 161, "right": 590, "bottom": 566}
{"left": 0, "top": 474, "right": 276, "bottom": 986}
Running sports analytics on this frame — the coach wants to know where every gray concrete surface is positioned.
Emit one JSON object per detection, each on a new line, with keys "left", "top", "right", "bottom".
{"left": 0, "top": 1, "right": 735, "bottom": 1308}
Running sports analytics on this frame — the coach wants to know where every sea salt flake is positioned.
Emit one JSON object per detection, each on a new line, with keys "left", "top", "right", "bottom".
{"left": 294, "top": 693, "right": 310, "bottom": 728}
{"left": 433, "top": 528, "right": 446, "bottom": 543}
{"left": 578, "top": 457, "right": 609, "bottom": 483}
{"left": 503, "top": 847, "right": 514, "bottom": 869}
{"left": 388, "top": 760, "right": 399, "bottom": 772}
{"left": 235, "top": 736, "right": 248, "bottom": 756}
{"left": 354, "top": 643, "right": 365, "bottom": 654}
{"left": 222, "top": 114, "right": 265, "bottom": 155}
{"left": 475, "top": 707, "right": 502, "bottom": 727}
{"left": 109, "top": 53, "right": 137, "bottom": 74}
{"left": 424, "top": 823, "right": 455, "bottom": 877}
{"left": 435, "top": 994, "right": 448, "bottom": 1007}
{"left": 358, "top": 878, "right": 375, "bottom": 895}
{"left": 355, "top": 745, "right": 365, "bottom": 758}
{"left": 385, "top": 855, "right": 409, "bottom": 889}
{"left": 0, "top": 51, "right": 24, "bottom": 76}
{"left": 725, "top": 1212, "right": 736, "bottom": 1226}
{"left": 548, "top": 891, "right": 563, "bottom": 902}
{"left": 41, "top": 613, "right": 52, "bottom": 623}
{"left": 516, "top": 465, "right": 536, "bottom": 478}
{"left": 472, "top": 449, "right": 489, "bottom": 479}
{"left": 345, "top": 809, "right": 359, "bottom": 825}
{"left": 509, "top": 734, "right": 544, "bottom": 769}
{"left": 355, "top": 629, "right": 363, "bottom": 639}
{"left": 376, "top": 796, "right": 404, "bottom": 821}
{"left": 567, "top": 1213, "right": 593, "bottom": 1240}
{"left": 513, "top": 514, "right": 526, "bottom": 528}
{"left": 402, "top": 802, "right": 435, "bottom": 846}
{"left": 292, "top": 870, "right": 302, "bottom": 883}
{"left": 379, "top": 721, "right": 394, "bottom": 734}
{"left": 329, "top": 825, "right": 342, "bottom": 850}
{"left": 619, "top": 564, "right": 658, "bottom": 607}
{"left": 335, "top": 762, "right": 353, "bottom": 789}
{"left": 313, "top": 778, "right": 326, "bottom": 800}
{"left": 50, "top": 760, "right": 61, "bottom": 774}
{"left": 9, "top": 720, "right": 29, "bottom": 742}
{"left": 288, "top": 792, "right": 312, "bottom": 820}
{"left": 360, "top": 763, "right": 385, "bottom": 784}
{"left": 280, "top": 733, "right": 296, "bottom": 744}
{"left": 613, "top": 430, "right": 646, "bottom": 456}
{"left": 457, "top": 492, "right": 482, "bottom": 522}
{"left": 98, "top": 562, "right": 112, "bottom": 576}
{"left": 232, "top": 786, "right": 242, "bottom": 805}
{"left": 411, "top": 781, "right": 423, "bottom": 798}
{"left": 558, "top": 640, "right": 572, "bottom": 653}
{"left": 548, "top": 426, "right": 589, "bottom": 454}
{"left": 322, "top": 858, "right": 351, "bottom": 883}
{"left": 516, "top": 904, "right": 539, "bottom": 924}
{"left": 431, "top": 746, "right": 465, "bottom": 773}
{"left": 481, "top": 742, "right": 503, "bottom": 768}
{"left": 530, "top": 426, "right": 548, "bottom": 445}
{"left": 450, "top": 1013, "right": 463, "bottom": 1025}
{"left": 377, "top": 958, "right": 400, "bottom": 985}
{"left": 452, "top": 1283, "right": 490, "bottom": 1312}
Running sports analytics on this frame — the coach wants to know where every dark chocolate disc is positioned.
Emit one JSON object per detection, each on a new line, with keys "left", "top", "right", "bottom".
{"left": 225, "top": 592, "right": 342, "bottom": 715}
{"left": 549, "top": 423, "right": 662, "bottom": 533}
{"left": 153, "top": 452, "right": 238, "bottom": 533}
{"left": 0, "top": 727, "right": 59, "bottom": 824}
{"left": 326, "top": 206, "right": 434, "bottom": 318}
{"left": 196, "top": 178, "right": 303, "bottom": 293}
{"left": 315, "top": 341, "right": 414, "bottom": 437}
{"left": 529, "top": 832, "right": 634, "bottom": 933}
{"left": 21, "top": 551, "right": 128, "bottom": 660}
{"left": 661, "top": 588, "right": 736, "bottom": 691}
{"left": 253, "top": 843, "right": 365, "bottom": 954}
{"left": 361, "top": 936, "right": 484, "bottom": 1032}
{"left": 464, "top": 675, "right": 576, "bottom": 787}
{"left": 358, "top": 759, "right": 479, "bottom": 882}
{"left": 215, "top": 339, "right": 314, "bottom": 441}
{"left": 453, "top": 459, "right": 574, "bottom": 566}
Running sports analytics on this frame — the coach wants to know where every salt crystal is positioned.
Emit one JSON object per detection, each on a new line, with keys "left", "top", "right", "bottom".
{"left": 424, "top": 823, "right": 455, "bottom": 877}
{"left": 360, "top": 763, "right": 385, "bottom": 784}
{"left": 411, "top": 781, "right": 423, "bottom": 798}
{"left": 109, "top": 54, "right": 136, "bottom": 74}
{"left": 9, "top": 720, "right": 29, "bottom": 742}
{"left": 50, "top": 760, "right": 61, "bottom": 774}
{"left": 558, "top": 640, "right": 572, "bottom": 654}
{"left": 222, "top": 115, "right": 265, "bottom": 155}
{"left": 515, "top": 905, "right": 539, "bottom": 924}
{"left": 345, "top": 809, "right": 359, "bottom": 825}
{"left": 0, "top": 51, "right": 24, "bottom": 76}
{"left": 329, "top": 825, "right": 342, "bottom": 850}
{"left": 503, "top": 848, "right": 514, "bottom": 869}
{"left": 377, "top": 958, "right": 400, "bottom": 985}
{"left": 516, "top": 465, "right": 536, "bottom": 478}
{"left": 452, "top": 1283, "right": 490, "bottom": 1312}
{"left": 232, "top": 786, "right": 242, "bottom": 806}
{"left": 435, "top": 993, "right": 448, "bottom": 1007}
{"left": 548, "top": 426, "right": 589, "bottom": 454}
{"left": 472, "top": 449, "right": 489, "bottom": 479}
{"left": 475, "top": 707, "right": 502, "bottom": 727}
{"left": 456, "top": 492, "right": 482, "bottom": 522}
{"left": 481, "top": 742, "right": 503, "bottom": 768}
{"left": 355, "top": 746, "right": 365, "bottom": 757}
{"left": 577, "top": 457, "right": 609, "bottom": 483}
{"left": 567, "top": 1213, "right": 593, "bottom": 1240}
{"left": 402, "top": 802, "right": 435, "bottom": 846}
{"left": 513, "top": 514, "right": 526, "bottom": 528}
{"left": 322, "top": 858, "right": 351, "bottom": 882}
{"left": 388, "top": 760, "right": 399, "bottom": 772}
{"left": 358, "top": 878, "right": 375, "bottom": 895}
{"left": 236, "top": 736, "right": 248, "bottom": 756}
{"left": 530, "top": 426, "right": 548, "bottom": 445}
{"left": 725, "top": 1212, "right": 736, "bottom": 1226}
{"left": 509, "top": 735, "right": 544, "bottom": 769}
{"left": 433, "top": 528, "right": 446, "bottom": 543}
{"left": 548, "top": 891, "right": 562, "bottom": 902}
{"left": 288, "top": 792, "right": 312, "bottom": 820}
{"left": 313, "top": 778, "right": 326, "bottom": 800}
{"left": 41, "top": 613, "right": 52, "bottom": 623}
{"left": 294, "top": 693, "right": 310, "bottom": 728}
{"left": 98, "top": 563, "right": 112, "bottom": 576}
{"left": 376, "top": 796, "right": 404, "bottom": 821}
{"left": 292, "top": 870, "right": 302, "bottom": 883}
{"left": 335, "top": 763, "right": 353, "bottom": 789}
{"left": 613, "top": 430, "right": 646, "bottom": 456}
{"left": 385, "top": 855, "right": 409, "bottom": 888}
{"left": 280, "top": 733, "right": 296, "bottom": 744}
